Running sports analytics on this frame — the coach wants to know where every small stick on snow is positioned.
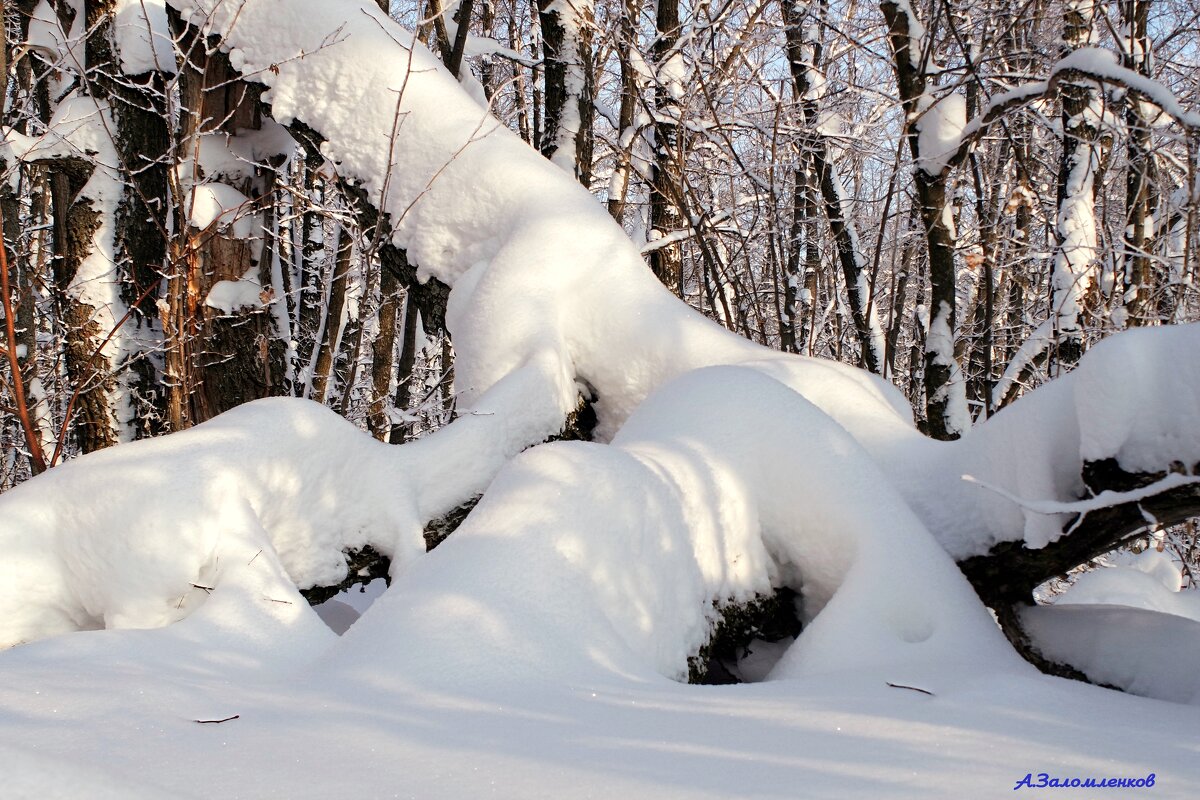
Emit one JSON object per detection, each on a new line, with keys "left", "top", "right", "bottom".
{"left": 886, "top": 682, "right": 934, "bottom": 696}
{"left": 262, "top": 597, "right": 293, "bottom": 605}
{"left": 194, "top": 715, "right": 240, "bottom": 724}
{"left": 190, "top": 583, "right": 214, "bottom": 593}
{"left": 247, "top": 549, "right": 263, "bottom": 566}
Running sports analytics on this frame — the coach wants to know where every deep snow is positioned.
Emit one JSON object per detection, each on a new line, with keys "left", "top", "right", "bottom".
{"left": 2, "top": 0, "right": 1198, "bottom": 796}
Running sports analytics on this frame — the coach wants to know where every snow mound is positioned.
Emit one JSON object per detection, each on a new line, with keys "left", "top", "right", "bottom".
{"left": 1071, "top": 325, "right": 1200, "bottom": 473}
{"left": 165, "top": 0, "right": 1200, "bottom": 570}
{"left": 1023, "top": 604, "right": 1200, "bottom": 705}
{"left": 0, "top": 369, "right": 1016, "bottom": 691}
{"left": 282, "top": 369, "right": 1011, "bottom": 687}
{"left": 1055, "top": 553, "right": 1200, "bottom": 623}
{"left": 0, "top": 399, "right": 413, "bottom": 649}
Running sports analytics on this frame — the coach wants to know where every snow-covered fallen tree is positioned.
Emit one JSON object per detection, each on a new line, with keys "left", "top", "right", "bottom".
{"left": 1, "top": 0, "right": 1198, "bottom": 693}
{"left": 2, "top": 0, "right": 1200, "bottom": 796}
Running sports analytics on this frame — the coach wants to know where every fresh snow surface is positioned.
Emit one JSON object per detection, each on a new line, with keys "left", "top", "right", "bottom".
{"left": 186, "top": 182, "right": 257, "bottom": 238}
{"left": 1024, "top": 605, "right": 1200, "bottom": 706}
{"left": 113, "top": 0, "right": 177, "bottom": 75}
{"left": 1056, "top": 550, "right": 1200, "bottom": 623}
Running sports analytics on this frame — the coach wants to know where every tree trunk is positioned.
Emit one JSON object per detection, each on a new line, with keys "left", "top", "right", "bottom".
{"left": 311, "top": 226, "right": 353, "bottom": 404}
{"left": 537, "top": 0, "right": 595, "bottom": 184}
{"left": 1120, "top": 0, "right": 1156, "bottom": 327}
{"left": 881, "top": 0, "right": 967, "bottom": 440}
{"left": 782, "top": 0, "right": 883, "bottom": 372}
{"left": 606, "top": 0, "right": 638, "bottom": 223}
{"left": 165, "top": 14, "right": 285, "bottom": 427}
{"left": 369, "top": 258, "right": 401, "bottom": 440}
{"left": 1051, "top": 0, "right": 1101, "bottom": 368}
{"left": 648, "top": 0, "right": 684, "bottom": 293}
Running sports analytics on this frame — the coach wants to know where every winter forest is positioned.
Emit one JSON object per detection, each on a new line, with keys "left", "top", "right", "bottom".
{"left": 0, "top": 0, "right": 1198, "bottom": 795}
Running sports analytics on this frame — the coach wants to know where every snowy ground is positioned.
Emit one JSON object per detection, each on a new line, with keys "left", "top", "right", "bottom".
{"left": 0, "top": 594, "right": 1195, "bottom": 800}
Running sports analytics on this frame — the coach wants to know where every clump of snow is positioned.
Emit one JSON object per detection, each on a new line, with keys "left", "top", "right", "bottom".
{"left": 186, "top": 182, "right": 256, "bottom": 238}
{"left": 1055, "top": 47, "right": 1200, "bottom": 130}
{"left": 113, "top": 0, "right": 177, "bottom": 76}
{"left": 205, "top": 269, "right": 265, "bottom": 313}
{"left": 925, "top": 300, "right": 970, "bottom": 437}
{"left": 914, "top": 92, "right": 966, "bottom": 175}
{"left": 1026, "top": 549, "right": 1200, "bottom": 704}
{"left": 1071, "top": 325, "right": 1200, "bottom": 472}
{"left": 0, "top": 399, "right": 416, "bottom": 649}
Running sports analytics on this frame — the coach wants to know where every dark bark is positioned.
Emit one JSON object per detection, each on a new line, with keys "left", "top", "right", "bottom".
{"left": 369, "top": 260, "right": 401, "bottom": 440}
{"left": 957, "top": 457, "right": 1200, "bottom": 685}
{"left": 49, "top": 162, "right": 119, "bottom": 453}
{"left": 285, "top": 119, "right": 450, "bottom": 338}
{"left": 537, "top": 0, "right": 595, "bottom": 184}
{"left": 298, "top": 546, "right": 392, "bottom": 606}
{"left": 445, "top": 0, "right": 475, "bottom": 79}
{"left": 648, "top": 0, "right": 683, "bottom": 292}
{"left": 606, "top": 0, "right": 638, "bottom": 222}
{"left": 688, "top": 588, "right": 802, "bottom": 685}
{"left": 958, "top": 458, "right": 1200, "bottom": 611}
{"left": 165, "top": 14, "right": 284, "bottom": 428}
{"left": 881, "top": 0, "right": 963, "bottom": 440}
{"left": 390, "top": 292, "right": 419, "bottom": 443}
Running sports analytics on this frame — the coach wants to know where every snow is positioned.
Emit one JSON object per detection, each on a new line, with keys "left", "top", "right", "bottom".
{"left": 1051, "top": 105, "right": 1100, "bottom": 343}
{"left": 139, "top": 0, "right": 1200, "bottom": 571}
{"left": 925, "top": 300, "right": 970, "bottom": 436}
{"left": 113, "top": 0, "right": 177, "bottom": 75}
{"left": 3, "top": 0, "right": 1200, "bottom": 794}
{"left": 1, "top": 373, "right": 1199, "bottom": 796}
{"left": 1056, "top": 48, "right": 1200, "bottom": 130}
{"left": 1056, "top": 550, "right": 1200, "bottom": 621}
{"left": 186, "top": 182, "right": 257, "bottom": 238}
{"left": 540, "top": 0, "right": 594, "bottom": 177}
{"left": 1024, "top": 605, "right": 1200, "bottom": 705}
{"left": 1070, "top": 325, "right": 1200, "bottom": 472}
{"left": 204, "top": 268, "right": 265, "bottom": 313}
{"left": 914, "top": 93, "right": 966, "bottom": 175}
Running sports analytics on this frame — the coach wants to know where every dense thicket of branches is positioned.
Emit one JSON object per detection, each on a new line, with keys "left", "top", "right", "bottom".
{"left": 1, "top": 0, "right": 1198, "bottom": 616}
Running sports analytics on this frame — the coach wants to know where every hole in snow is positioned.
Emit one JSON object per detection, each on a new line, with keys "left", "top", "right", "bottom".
{"left": 314, "top": 578, "right": 388, "bottom": 635}
{"left": 689, "top": 587, "right": 803, "bottom": 685}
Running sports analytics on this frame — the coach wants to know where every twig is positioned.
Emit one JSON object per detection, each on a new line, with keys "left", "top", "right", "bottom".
{"left": 0, "top": 204, "right": 48, "bottom": 474}
{"left": 194, "top": 715, "right": 239, "bottom": 724}
{"left": 886, "top": 682, "right": 934, "bottom": 696}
